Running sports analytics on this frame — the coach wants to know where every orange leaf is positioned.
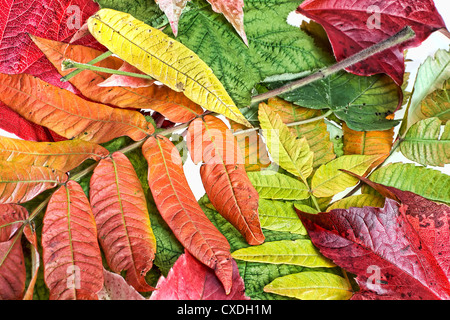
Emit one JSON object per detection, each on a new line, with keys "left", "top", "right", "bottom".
{"left": 0, "top": 137, "right": 109, "bottom": 173}
{"left": 0, "top": 204, "right": 28, "bottom": 300}
{"left": 0, "top": 73, "right": 153, "bottom": 143}
{"left": 342, "top": 123, "right": 394, "bottom": 169}
{"left": 89, "top": 152, "right": 157, "bottom": 292}
{"left": 187, "top": 116, "right": 264, "bottom": 245}
{"left": 42, "top": 181, "right": 103, "bottom": 300}
{"left": 0, "top": 161, "right": 66, "bottom": 204}
{"left": 142, "top": 135, "right": 233, "bottom": 294}
{"left": 230, "top": 121, "right": 271, "bottom": 171}
{"left": 31, "top": 36, "right": 203, "bottom": 123}
{"left": 97, "top": 61, "right": 154, "bottom": 88}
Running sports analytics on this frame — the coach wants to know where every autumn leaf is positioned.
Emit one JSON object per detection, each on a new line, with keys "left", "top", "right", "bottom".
{"left": 150, "top": 250, "right": 249, "bottom": 300}
{"left": 97, "top": 268, "right": 146, "bottom": 300}
{"left": 0, "top": 136, "right": 109, "bottom": 173}
{"left": 97, "top": 62, "right": 155, "bottom": 88}
{"left": 311, "top": 155, "right": 380, "bottom": 198}
{"left": 0, "top": 101, "right": 60, "bottom": 142}
{"left": 0, "top": 73, "right": 153, "bottom": 143}
{"left": 0, "top": 161, "right": 67, "bottom": 204}
{"left": 258, "top": 199, "right": 307, "bottom": 235}
{"left": 87, "top": 8, "right": 250, "bottom": 127}
{"left": 230, "top": 121, "right": 271, "bottom": 171}
{"left": 402, "top": 48, "right": 450, "bottom": 134}
{"left": 342, "top": 123, "right": 394, "bottom": 170}
{"left": 296, "top": 185, "right": 450, "bottom": 299}
{"left": 0, "top": 204, "right": 28, "bottom": 300}
{"left": 0, "top": 0, "right": 100, "bottom": 84}
{"left": 264, "top": 271, "right": 353, "bottom": 300}
{"left": 206, "top": 0, "right": 248, "bottom": 46}
{"left": 326, "top": 194, "right": 385, "bottom": 212}
{"left": 258, "top": 102, "right": 314, "bottom": 184}
{"left": 232, "top": 239, "right": 335, "bottom": 268}
{"left": 297, "top": 0, "right": 446, "bottom": 85}
{"left": 155, "top": 0, "right": 190, "bottom": 37}
{"left": 42, "top": 181, "right": 104, "bottom": 300}
{"left": 89, "top": 152, "right": 157, "bottom": 292}
{"left": 247, "top": 171, "right": 309, "bottom": 201}
{"left": 142, "top": 135, "right": 233, "bottom": 294}
{"left": 32, "top": 36, "right": 203, "bottom": 123}
{"left": 365, "top": 162, "right": 450, "bottom": 205}
{"left": 264, "top": 97, "right": 335, "bottom": 168}
{"left": 420, "top": 79, "right": 450, "bottom": 124}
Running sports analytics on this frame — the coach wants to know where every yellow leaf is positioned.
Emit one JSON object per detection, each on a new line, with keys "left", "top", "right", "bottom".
{"left": 311, "top": 155, "right": 381, "bottom": 198}
{"left": 326, "top": 194, "right": 385, "bottom": 212}
{"left": 87, "top": 8, "right": 251, "bottom": 127}
{"left": 258, "top": 102, "right": 314, "bottom": 184}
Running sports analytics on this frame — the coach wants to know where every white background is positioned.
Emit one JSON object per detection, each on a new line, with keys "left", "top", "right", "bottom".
{"left": 0, "top": 1, "right": 449, "bottom": 200}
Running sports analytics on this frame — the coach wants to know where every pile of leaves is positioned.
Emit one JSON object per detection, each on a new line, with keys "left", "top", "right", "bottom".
{"left": 0, "top": 0, "right": 449, "bottom": 300}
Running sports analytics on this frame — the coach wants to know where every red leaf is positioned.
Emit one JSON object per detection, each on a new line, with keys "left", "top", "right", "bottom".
{"left": 90, "top": 152, "right": 157, "bottom": 292}
{"left": 0, "top": 0, "right": 99, "bottom": 75}
{"left": 97, "top": 268, "right": 146, "bottom": 300}
{"left": 42, "top": 181, "right": 104, "bottom": 300}
{"left": 150, "top": 250, "right": 249, "bottom": 300}
{"left": 142, "top": 135, "right": 234, "bottom": 294}
{"left": 0, "top": 204, "right": 28, "bottom": 300}
{"left": 296, "top": 189, "right": 450, "bottom": 300}
{"left": 297, "top": 0, "right": 446, "bottom": 85}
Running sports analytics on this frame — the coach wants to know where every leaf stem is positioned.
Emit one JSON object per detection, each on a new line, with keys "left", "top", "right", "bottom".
{"left": 251, "top": 26, "right": 416, "bottom": 104}
{"left": 233, "top": 110, "right": 333, "bottom": 136}
{"left": 60, "top": 50, "right": 113, "bottom": 82}
{"left": 61, "top": 59, "right": 154, "bottom": 81}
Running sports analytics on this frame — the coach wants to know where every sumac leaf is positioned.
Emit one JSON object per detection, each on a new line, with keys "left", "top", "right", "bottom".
{"left": 32, "top": 36, "right": 203, "bottom": 123}
{"left": 0, "top": 136, "right": 109, "bottom": 173}
{"left": 188, "top": 116, "right": 264, "bottom": 245}
{"left": 87, "top": 9, "right": 250, "bottom": 127}
{"left": 142, "top": 135, "right": 233, "bottom": 294}
{"left": 90, "top": 152, "right": 157, "bottom": 292}
{"left": 0, "top": 161, "right": 66, "bottom": 204}
{"left": 42, "top": 181, "right": 103, "bottom": 300}
{"left": 150, "top": 250, "right": 249, "bottom": 300}
{"left": 0, "top": 204, "right": 28, "bottom": 300}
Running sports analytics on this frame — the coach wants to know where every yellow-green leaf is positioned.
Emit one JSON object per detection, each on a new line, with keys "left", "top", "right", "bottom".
{"left": 326, "top": 194, "right": 385, "bottom": 212}
{"left": 264, "top": 272, "right": 353, "bottom": 300}
{"left": 87, "top": 8, "right": 250, "bottom": 127}
{"left": 258, "top": 103, "right": 314, "bottom": 184}
{"left": 258, "top": 199, "right": 306, "bottom": 235}
{"left": 311, "top": 155, "right": 380, "bottom": 198}
{"left": 247, "top": 171, "right": 309, "bottom": 200}
{"left": 232, "top": 239, "right": 335, "bottom": 267}
{"left": 400, "top": 117, "right": 450, "bottom": 167}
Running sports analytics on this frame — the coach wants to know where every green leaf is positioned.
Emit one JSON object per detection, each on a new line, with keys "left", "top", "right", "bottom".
{"left": 363, "top": 162, "right": 450, "bottom": 204}
{"left": 311, "top": 155, "right": 380, "bottom": 198}
{"left": 258, "top": 199, "right": 307, "bottom": 235}
{"left": 247, "top": 171, "right": 309, "bottom": 200}
{"left": 264, "top": 271, "right": 353, "bottom": 300}
{"left": 232, "top": 239, "right": 335, "bottom": 267}
{"left": 258, "top": 103, "right": 314, "bottom": 184}
{"left": 402, "top": 48, "right": 450, "bottom": 134}
{"left": 265, "top": 72, "right": 401, "bottom": 131}
{"left": 420, "top": 79, "right": 450, "bottom": 123}
{"left": 400, "top": 117, "right": 450, "bottom": 167}
{"left": 95, "top": 0, "right": 168, "bottom": 28}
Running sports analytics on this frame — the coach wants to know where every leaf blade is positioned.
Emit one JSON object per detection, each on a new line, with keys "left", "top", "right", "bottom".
{"left": 42, "top": 181, "right": 104, "bottom": 300}
{"left": 142, "top": 135, "right": 233, "bottom": 293}
{"left": 89, "top": 152, "right": 157, "bottom": 292}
